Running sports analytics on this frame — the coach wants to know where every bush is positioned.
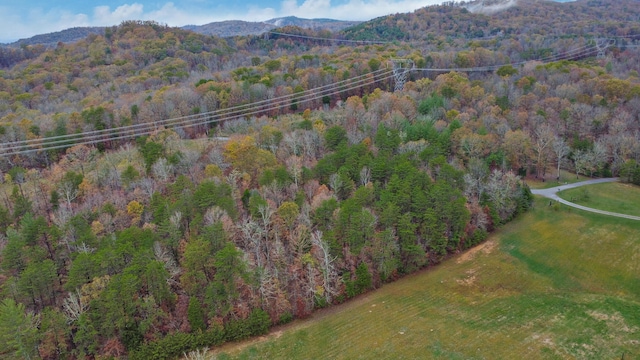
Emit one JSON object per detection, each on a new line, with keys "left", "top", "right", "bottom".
{"left": 130, "top": 308, "right": 271, "bottom": 360}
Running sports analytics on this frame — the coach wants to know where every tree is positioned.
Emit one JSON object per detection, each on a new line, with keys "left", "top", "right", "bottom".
{"left": 573, "top": 149, "right": 589, "bottom": 178}
{"left": 143, "top": 260, "right": 174, "bottom": 305}
{"left": 224, "top": 135, "right": 277, "bottom": 181}
{"left": 97, "top": 273, "right": 142, "bottom": 348}
{"left": 18, "top": 259, "right": 57, "bottom": 309}
{"left": 531, "top": 124, "right": 555, "bottom": 180}
{"left": 371, "top": 229, "right": 399, "bottom": 281}
{"left": 58, "top": 171, "right": 83, "bottom": 207}
{"left": 2, "top": 229, "right": 26, "bottom": 276}
{"left": 278, "top": 201, "right": 299, "bottom": 229}
{"left": 0, "top": 299, "right": 41, "bottom": 360}
{"left": 39, "top": 308, "right": 70, "bottom": 360}
{"left": 180, "top": 238, "right": 214, "bottom": 296}
{"left": 62, "top": 290, "right": 88, "bottom": 324}
{"left": 187, "top": 297, "right": 206, "bottom": 332}
{"left": 10, "top": 186, "right": 32, "bottom": 220}
{"left": 311, "top": 230, "right": 338, "bottom": 303}
{"left": 496, "top": 64, "right": 518, "bottom": 77}
{"left": 213, "top": 243, "right": 247, "bottom": 300}
{"left": 552, "top": 136, "right": 570, "bottom": 180}
{"left": 324, "top": 126, "right": 347, "bottom": 151}
{"left": 503, "top": 130, "right": 532, "bottom": 175}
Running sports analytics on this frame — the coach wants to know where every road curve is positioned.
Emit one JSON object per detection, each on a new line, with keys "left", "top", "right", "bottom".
{"left": 530, "top": 178, "right": 640, "bottom": 221}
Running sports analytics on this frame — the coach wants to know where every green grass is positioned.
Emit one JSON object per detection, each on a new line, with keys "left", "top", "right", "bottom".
{"left": 558, "top": 182, "right": 640, "bottom": 217}
{"left": 525, "top": 169, "right": 591, "bottom": 189}
{"left": 213, "top": 195, "right": 640, "bottom": 360}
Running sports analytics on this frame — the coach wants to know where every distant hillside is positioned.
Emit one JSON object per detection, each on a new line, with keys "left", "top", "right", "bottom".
{"left": 1, "top": 17, "right": 358, "bottom": 48}
{"left": 184, "top": 16, "right": 361, "bottom": 38}
{"left": 4, "top": 26, "right": 105, "bottom": 48}
{"left": 182, "top": 20, "right": 274, "bottom": 37}
{"left": 341, "top": 0, "right": 640, "bottom": 41}
{"left": 264, "top": 16, "right": 362, "bottom": 31}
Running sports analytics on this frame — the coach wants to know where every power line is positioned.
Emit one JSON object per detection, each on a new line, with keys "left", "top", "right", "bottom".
{"left": 0, "top": 35, "right": 615, "bottom": 157}
{"left": 1, "top": 68, "right": 393, "bottom": 152}
{"left": 2, "top": 70, "right": 395, "bottom": 156}
{"left": 267, "top": 31, "right": 389, "bottom": 45}
{"left": 412, "top": 43, "right": 600, "bottom": 73}
{"left": 1, "top": 69, "right": 397, "bottom": 157}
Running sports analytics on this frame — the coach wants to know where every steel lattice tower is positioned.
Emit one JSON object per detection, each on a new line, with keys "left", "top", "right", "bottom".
{"left": 391, "top": 59, "right": 414, "bottom": 92}
{"left": 596, "top": 38, "right": 615, "bottom": 59}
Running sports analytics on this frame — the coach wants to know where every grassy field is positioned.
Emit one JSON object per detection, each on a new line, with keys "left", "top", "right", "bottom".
{"left": 525, "top": 169, "right": 591, "bottom": 190}
{"left": 558, "top": 182, "right": 640, "bottom": 217}
{"left": 209, "top": 195, "right": 640, "bottom": 359}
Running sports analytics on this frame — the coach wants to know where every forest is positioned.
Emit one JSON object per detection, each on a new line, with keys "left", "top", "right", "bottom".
{"left": 1, "top": 0, "right": 640, "bottom": 358}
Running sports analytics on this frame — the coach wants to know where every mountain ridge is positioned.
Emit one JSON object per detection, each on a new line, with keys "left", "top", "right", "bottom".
{"left": 2, "top": 16, "right": 361, "bottom": 48}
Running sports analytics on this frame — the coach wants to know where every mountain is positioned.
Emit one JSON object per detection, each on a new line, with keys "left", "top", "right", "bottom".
{"left": 2, "top": 16, "right": 360, "bottom": 48}
{"left": 263, "top": 16, "right": 362, "bottom": 31}
{"left": 183, "top": 16, "right": 361, "bottom": 38}
{"left": 464, "top": 0, "right": 519, "bottom": 14}
{"left": 182, "top": 20, "right": 273, "bottom": 38}
{"left": 341, "top": 0, "right": 640, "bottom": 41}
{"left": 4, "top": 26, "right": 105, "bottom": 48}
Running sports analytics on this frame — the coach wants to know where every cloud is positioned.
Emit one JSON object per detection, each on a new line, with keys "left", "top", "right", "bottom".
{"left": 0, "top": 0, "right": 446, "bottom": 43}
{"left": 93, "top": 4, "right": 145, "bottom": 25}
{"left": 278, "top": 0, "right": 445, "bottom": 21}
{"left": 0, "top": 6, "right": 90, "bottom": 43}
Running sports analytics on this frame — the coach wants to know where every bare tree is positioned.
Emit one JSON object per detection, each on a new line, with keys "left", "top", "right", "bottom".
{"left": 135, "top": 177, "right": 156, "bottom": 199}
{"left": 463, "top": 157, "right": 489, "bottom": 201}
{"left": 152, "top": 158, "right": 174, "bottom": 182}
{"left": 238, "top": 217, "right": 264, "bottom": 268}
{"left": 183, "top": 348, "right": 215, "bottom": 360}
{"left": 311, "top": 230, "right": 338, "bottom": 303}
{"left": 573, "top": 149, "right": 589, "bottom": 179}
{"left": 328, "top": 173, "right": 342, "bottom": 193}
{"left": 286, "top": 156, "right": 303, "bottom": 187}
{"left": 552, "top": 136, "right": 570, "bottom": 180}
{"left": 586, "top": 140, "right": 608, "bottom": 177}
{"left": 58, "top": 180, "right": 79, "bottom": 208}
{"left": 532, "top": 124, "right": 554, "bottom": 180}
{"left": 62, "top": 290, "right": 88, "bottom": 323}
{"left": 153, "top": 241, "right": 180, "bottom": 278}
{"left": 359, "top": 166, "right": 371, "bottom": 186}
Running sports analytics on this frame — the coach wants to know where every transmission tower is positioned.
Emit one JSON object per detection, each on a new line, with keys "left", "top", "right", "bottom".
{"left": 391, "top": 59, "right": 414, "bottom": 92}
{"left": 596, "top": 38, "right": 615, "bottom": 59}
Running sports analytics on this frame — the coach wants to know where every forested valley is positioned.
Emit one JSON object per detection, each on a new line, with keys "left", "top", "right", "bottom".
{"left": 1, "top": 0, "right": 640, "bottom": 358}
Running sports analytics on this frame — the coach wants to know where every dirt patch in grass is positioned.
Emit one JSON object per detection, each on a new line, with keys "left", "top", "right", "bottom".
{"left": 456, "top": 268, "right": 477, "bottom": 286}
{"left": 456, "top": 240, "right": 496, "bottom": 264}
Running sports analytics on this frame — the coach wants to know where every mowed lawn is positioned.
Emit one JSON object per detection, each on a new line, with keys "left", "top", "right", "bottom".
{"left": 525, "top": 169, "right": 592, "bottom": 190}
{"left": 558, "top": 181, "right": 640, "bottom": 217}
{"left": 213, "top": 196, "right": 640, "bottom": 360}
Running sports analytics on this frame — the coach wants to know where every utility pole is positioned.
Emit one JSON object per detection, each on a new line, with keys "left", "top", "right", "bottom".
{"left": 391, "top": 59, "right": 414, "bottom": 92}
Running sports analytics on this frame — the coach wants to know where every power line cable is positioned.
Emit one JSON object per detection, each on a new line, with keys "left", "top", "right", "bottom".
{"left": 1, "top": 70, "right": 397, "bottom": 157}
{"left": 1, "top": 68, "right": 393, "bottom": 152}
{"left": 267, "top": 31, "right": 389, "bottom": 45}
{"left": 0, "top": 33, "right": 613, "bottom": 157}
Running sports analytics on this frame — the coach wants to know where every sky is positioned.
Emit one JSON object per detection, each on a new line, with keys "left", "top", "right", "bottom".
{"left": 0, "top": 0, "right": 447, "bottom": 43}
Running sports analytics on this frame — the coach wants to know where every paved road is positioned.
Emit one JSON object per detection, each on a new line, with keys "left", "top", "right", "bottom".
{"left": 530, "top": 178, "right": 640, "bottom": 221}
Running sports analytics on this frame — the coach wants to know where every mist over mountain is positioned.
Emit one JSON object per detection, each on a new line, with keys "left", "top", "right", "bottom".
{"left": 183, "top": 16, "right": 360, "bottom": 37}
